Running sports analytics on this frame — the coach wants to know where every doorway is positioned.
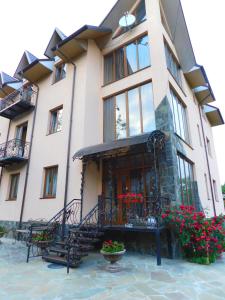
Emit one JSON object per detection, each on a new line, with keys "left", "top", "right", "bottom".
{"left": 15, "top": 122, "right": 28, "bottom": 157}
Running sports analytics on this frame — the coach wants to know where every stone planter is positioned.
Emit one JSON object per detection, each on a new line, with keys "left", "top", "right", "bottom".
{"left": 100, "top": 250, "right": 126, "bottom": 272}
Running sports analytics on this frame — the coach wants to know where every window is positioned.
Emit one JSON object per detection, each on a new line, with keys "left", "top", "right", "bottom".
{"left": 43, "top": 166, "right": 58, "bottom": 198}
{"left": 49, "top": 106, "right": 63, "bottom": 134}
{"left": 213, "top": 180, "right": 219, "bottom": 202}
{"left": 206, "top": 137, "right": 212, "bottom": 156}
{"left": 54, "top": 63, "right": 66, "bottom": 83}
{"left": 168, "top": 89, "right": 189, "bottom": 142}
{"left": 8, "top": 174, "right": 20, "bottom": 200}
{"left": 197, "top": 124, "right": 202, "bottom": 146}
{"left": 204, "top": 173, "right": 210, "bottom": 200}
{"left": 104, "top": 82, "right": 155, "bottom": 141}
{"left": 177, "top": 154, "right": 195, "bottom": 206}
{"left": 165, "top": 42, "right": 182, "bottom": 86}
{"left": 104, "top": 35, "right": 150, "bottom": 84}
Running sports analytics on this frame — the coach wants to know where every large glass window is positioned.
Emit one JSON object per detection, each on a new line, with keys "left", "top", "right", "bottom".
{"left": 164, "top": 42, "right": 182, "bottom": 86}
{"left": 177, "top": 154, "right": 195, "bottom": 206}
{"left": 168, "top": 89, "right": 189, "bottom": 142}
{"left": 54, "top": 63, "right": 66, "bottom": 83}
{"left": 43, "top": 166, "right": 58, "bottom": 198}
{"left": 8, "top": 173, "right": 20, "bottom": 200}
{"left": 104, "top": 35, "right": 150, "bottom": 84}
{"left": 104, "top": 82, "right": 155, "bottom": 141}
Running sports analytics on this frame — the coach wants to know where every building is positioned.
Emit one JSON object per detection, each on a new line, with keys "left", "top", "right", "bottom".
{"left": 0, "top": 0, "right": 224, "bottom": 234}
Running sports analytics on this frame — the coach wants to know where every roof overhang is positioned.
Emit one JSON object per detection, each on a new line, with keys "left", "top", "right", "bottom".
{"left": 52, "top": 25, "right": 111, "bottom": 61}
{"left": 18, "top": 60, "right": 54, "bottom": 82}
{"left": 193, "top": 86, "right": 215, "bottom": 104}
{"left": 73, "top": 133, "right": 152, "bottom": 160}
{"left": 0, "top": 82, "right": 22, "bottom": 98}
{"left": 204, "top": 104, "right": 224, "bottom": 127}
{"left": 184, "top": 65, "right": 207, "bottom": 88}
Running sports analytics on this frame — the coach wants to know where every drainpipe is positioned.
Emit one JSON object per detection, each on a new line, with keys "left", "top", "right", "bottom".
{"left": 19, "top": 81, "right": 39, "bottom": 227}
{"left": 198, "top": 95, "right": 216, "bottom": 217}
{"left": 0, "top": 119, "right": 11, "bottom": 187}
{"left": 56, "top": 47, "right": 76, "bottom": 238}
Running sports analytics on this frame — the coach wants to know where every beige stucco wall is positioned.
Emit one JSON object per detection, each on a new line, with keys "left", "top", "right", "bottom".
{"left": 0, "top": 0, "right": 223, "bottom": 223}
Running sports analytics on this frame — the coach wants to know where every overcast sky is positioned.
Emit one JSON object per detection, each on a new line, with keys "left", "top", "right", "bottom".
{"left": 0, "top": 0, "right": 224, "bottom": 184}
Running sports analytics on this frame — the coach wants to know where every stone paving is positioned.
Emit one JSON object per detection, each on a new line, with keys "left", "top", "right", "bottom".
{"left": 1, "top": 238, "right": 225, "bottom": 300}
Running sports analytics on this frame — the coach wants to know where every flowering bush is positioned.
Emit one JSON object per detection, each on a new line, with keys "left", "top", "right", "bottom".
{"left": 32, "top": 231, "right": 52, "bottom": 242}
{"left": 118, "top": 193, "right": 143, "bottom": 203}
{"left": 101, "top": 240, "right": 125, "bottom": 253}
{"left": 162, "top": 205, "right": 225, "bottom": 264}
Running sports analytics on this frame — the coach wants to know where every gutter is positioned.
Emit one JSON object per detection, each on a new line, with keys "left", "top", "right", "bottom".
{"left": 56, "top": 47, "right": 76, "bottom": 238}
{"left": 19, "top": 82, "right": 40, "bottom": 227}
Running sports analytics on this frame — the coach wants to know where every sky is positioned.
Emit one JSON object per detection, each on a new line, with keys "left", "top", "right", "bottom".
{"left": 0, "top": 0, "right": 224, "bottom": 184}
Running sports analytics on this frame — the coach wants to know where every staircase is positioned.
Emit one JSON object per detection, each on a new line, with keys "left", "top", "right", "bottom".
{"left": 42, "top": 201, "right": 105, "bottom": 273}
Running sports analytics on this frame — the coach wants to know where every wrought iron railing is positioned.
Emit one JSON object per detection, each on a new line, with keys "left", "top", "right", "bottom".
{"left": 101, "top": 196, "right": 170, "bottom": 228}
{"left": 0, "top": 139, "right": 30, "bottom": 161}
{"left": 47, "top": 198, "right": 81, "bottom": 226}
{"left": 0, "top": 88, "right": 33, "bottom": 111}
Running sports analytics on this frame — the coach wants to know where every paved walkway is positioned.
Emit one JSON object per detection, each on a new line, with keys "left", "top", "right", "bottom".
{"left": 0, "top": 238, "right": 225, "bottom": 300}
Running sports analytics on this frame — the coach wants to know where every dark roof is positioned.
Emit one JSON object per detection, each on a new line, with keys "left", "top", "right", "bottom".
{"left": 52, "top": 25, "right": 112, "bottom": 51}
{"left": 0, "top": 72, "right": 19, "bottom": 87}
{"left": 73, "top": 133, "right": 151, "bottom": 160}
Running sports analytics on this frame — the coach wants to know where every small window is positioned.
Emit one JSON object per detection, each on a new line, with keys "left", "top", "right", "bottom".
{"left": 43, "top": 166, "right": 58, "bottom": 198}
{"left": 206, "top": 137, "right": 212, "bottom": 156}
{"left": 8, "top": 174, "right": 20, "bottom": 200}
{"left": 54, "top": 63, "right": 66, "bottom": 83}
{"left": 49, "top": 106, "right": 63, "bottom": 134}
{"left": 213, "top": 179, "right": 219, "bottom": 202}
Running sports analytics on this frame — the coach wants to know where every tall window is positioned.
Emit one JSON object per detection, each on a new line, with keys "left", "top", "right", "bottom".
{"left": 54, "top": 63, "right": 66, "bottom": 83}
{"left": 169, "top": 89, "right": 189, "bottom": 142}
{"left": 206, "top": 137, "right": 212, "bottom": 156}
{"left": 197, "top": 124, "right": 202, "bottom": 146}
{"left": 213, "top": 180, "right": 219, "bottom": 202}
{"left": 177, "top": 154, "right": 195, "bottom": 206}
{"left": 165, "top": 42, "right": 182, "bottom": 86}
{"left": 104, "top": 82, "right": 155, "bottom": 141}
{"left": 8, "top": 174, "right": 20, "bottom": 200}
{"left": 43, "top": 166, "right": 58, "bottom": 198}
{"left": 49, "top": 106, "right": 63, "bottom": 134}
{"left": 204, "top": 173, "right": 210, "bottom": 200}
{"left": 104, "top": 35, "right": 150, "bottom": 84}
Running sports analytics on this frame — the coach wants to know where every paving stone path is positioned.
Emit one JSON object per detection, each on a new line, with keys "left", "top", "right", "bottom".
{"left": 0, "top": 238, "right": 225, "bottom": 300}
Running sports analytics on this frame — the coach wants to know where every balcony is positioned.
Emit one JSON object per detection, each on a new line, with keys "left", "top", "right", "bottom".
{"left": 0, "top": 88, "right": 34, "bottom": 119}
{"left": 0, "top": 139, "right": 30, "bottom": 167}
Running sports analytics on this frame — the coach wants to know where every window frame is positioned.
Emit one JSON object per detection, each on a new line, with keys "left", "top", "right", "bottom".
{"left": 204, "top": 173, "right": 210, "bottom": 201}
{"left": 206, "top": 137, "right": 212, "bottom": 156}
{"left": 213, "top": 179, "right": 219, "bottom": 202}
{"left": 103, "top": 81, "right": 155, "bottom": 141}
{"left": 177, "top": 153, "right": 195, "bottom": 206}
{"left": 164, "top": 41, "right": 182, "bottom": 88}
{"left": 53, "top": 62, "right": 66, "bottom": 84}
{"left": 8, "top": 173, "right": 20, "bottom": 201}
{"left": 103, "top": 33, "right": 150, "bottom": 85}
{"left": 48, "top": 105, "right": 63, "bottom": 135}
{"left": 169, "top": 88, "right": 190, "bottom": 144}
{"left": 42, "top": 165, "right": 58, "bottom": 199}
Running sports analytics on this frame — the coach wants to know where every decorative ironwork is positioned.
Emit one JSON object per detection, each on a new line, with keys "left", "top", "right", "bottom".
{"left": 0, "top": 139, "right": 30, "bottom": 164}
{"left": 102, "top": 196, "right": 170, "bottom": 228}
{"left": 0, "top": 88, "right": 34, "bottom": 111}
{"left": 147, "top": 130, "right": 166, "bottom": 153}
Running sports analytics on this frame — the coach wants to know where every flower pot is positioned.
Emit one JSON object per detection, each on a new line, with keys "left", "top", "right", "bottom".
{"left": 100, "top": 249, "right": 126, "bottom": 264}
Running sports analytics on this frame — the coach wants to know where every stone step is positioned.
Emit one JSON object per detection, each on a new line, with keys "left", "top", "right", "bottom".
{"left": 50, "top": 247, "right": 88, "bottom": 257}
{"left": 42, "top": 254, "right": 81, "bottom": 268}
{"left": 69, "top": 229, "right": 104, "bottom": 238}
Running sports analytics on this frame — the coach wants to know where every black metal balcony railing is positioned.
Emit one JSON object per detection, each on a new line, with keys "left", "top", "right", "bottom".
{"left": 100, "top": 196, "right": 170, "bottom": 228}
{"left": 0, "top": 89, "right": 34, "bottom": 119}
{"left": 0, "top": 139, "right": 30, "bottom": 166}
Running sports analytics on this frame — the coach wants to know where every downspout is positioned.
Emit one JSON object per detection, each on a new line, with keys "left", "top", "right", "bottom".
{"left": 56, "top": 47, "right": 76, "bottom": 238}
{"left": 19, "top": 81, "right": 39, "bottom": 227}
{"left": 198, "top": 95, "right": 216, "bottom": 216}
{"left": 0, "top": 119, "right": 11, "bottom": 187}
